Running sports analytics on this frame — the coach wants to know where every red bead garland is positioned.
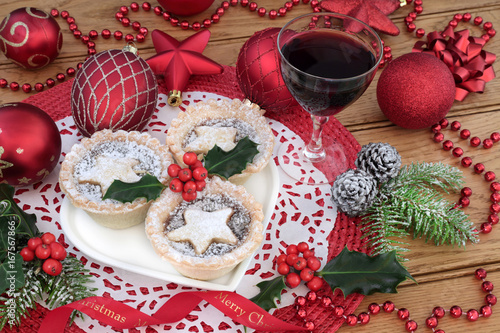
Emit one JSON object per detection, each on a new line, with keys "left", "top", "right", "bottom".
{"left": 293, "top": 269, "right": 495, "bottom": 332}
{"left": 432, "top": 118, "right": 499, "bottom": 233}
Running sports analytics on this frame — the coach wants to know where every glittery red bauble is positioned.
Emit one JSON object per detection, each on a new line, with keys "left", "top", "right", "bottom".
{"left": 0, "top": 103, "right": 61, "bottom": 186}
{"left": 377, "top": 53, "right": 455, "bottom": 129}
{"left": 157, "top": 0, "right": 215, "bottom": 16}
{"left": 0, "top": 7, "right": 62, "bottom": 69}
{"left": 71, "top": 49, "right": 158, "bottom": 137}
{"left": 236, "top": 28, "right": 298, "bottom": 114}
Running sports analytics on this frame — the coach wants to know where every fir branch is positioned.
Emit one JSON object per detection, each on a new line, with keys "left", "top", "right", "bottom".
{"left": 0, "top": 256, "right": 96, "bottom": 330}
{"left": 386, "top": 162, "right": 464, "bottom": 194}
{"left": 361, "top": 162, "right": 478, "bottom": 260}
{"left": 0, "top": 266, "right": 43, "bottom": 330}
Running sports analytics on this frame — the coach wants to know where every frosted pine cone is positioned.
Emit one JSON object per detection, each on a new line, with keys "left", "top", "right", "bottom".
{"left": 355, "top": 142, "right": 401, "bottom": 184}
{"left": 331, "top": 169, "right": 378, "bottom": 217}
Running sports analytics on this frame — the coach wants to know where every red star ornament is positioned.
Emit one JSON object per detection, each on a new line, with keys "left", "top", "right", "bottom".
{"left": 320, "top": 0, "right": 403, "bottom": 36}
{"left": 146, "top": 30, "right": 223, "bottom": 106}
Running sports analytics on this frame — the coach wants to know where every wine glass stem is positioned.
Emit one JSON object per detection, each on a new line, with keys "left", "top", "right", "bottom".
{"left": 303, "top": 115, "right": 329, "bottom": 163}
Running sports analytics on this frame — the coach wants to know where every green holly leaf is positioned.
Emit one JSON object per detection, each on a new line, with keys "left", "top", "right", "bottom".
{"left": 319, "top": 247, "right": 415, "bottom": 297}
{"left": 0, "top": 184, "right": 39, "bottom": 238}
{"left": 204, "top": 137, "right": 259, "bottom": 180}
{"left": 103, "top": 174, "right": 166, "bottom": 203}
{"left": 250, "top": 275, "right": 287, "bottom": 311}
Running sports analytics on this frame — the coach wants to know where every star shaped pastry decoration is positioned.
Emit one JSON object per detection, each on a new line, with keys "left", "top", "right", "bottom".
{"left": 185, "top": 126, "right": 238, "bottom": 154}
{"left": 0, "top": 147, "right": 13, "bottom": 178}
{"left": 167, "top": 207, "right": 238, "bottom": 255}
{"left": 320, "top": 0, "right": 403, "bottom": 36}
{"left": 146, "top": 29, "right": 223, "bottom": 107}
{"left": 78, "top": 156, "right": 142, "bottom": 196}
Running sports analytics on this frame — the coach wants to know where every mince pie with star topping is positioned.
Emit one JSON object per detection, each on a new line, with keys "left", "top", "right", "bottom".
{"left": 145, "top": 177, "right": 264, "bottom": 280}
{"left": 59, "top": 129, "right": 173, "bottom": 229}
{"left": 166, "top": 98, "right": 274, "bottom": 184}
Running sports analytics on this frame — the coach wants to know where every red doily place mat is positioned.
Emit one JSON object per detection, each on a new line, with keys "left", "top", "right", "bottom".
{"left": 17, "top": 65, "right": 366, "bottom": 333}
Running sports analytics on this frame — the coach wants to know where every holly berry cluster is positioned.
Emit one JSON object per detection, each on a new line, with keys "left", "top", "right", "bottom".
{"left": 19, "top": 232, "right": 67, "bottom": 276}
{"left": 168, "top": 152, "right": 208, "bottom": 202}
{"left": 276, "top": 242, "right": 324, "bottom": 292}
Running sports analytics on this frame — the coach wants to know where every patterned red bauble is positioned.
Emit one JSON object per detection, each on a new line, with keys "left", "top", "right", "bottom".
{"left": 0, "top": 103, "right": 61, "bottom": 186}
{"left": 377, "top": 53, "right": 456, "bottom": 129}
{"left": 71, "top": 48, "right": 158, "bottom": 137}
{"left": 0, "top": 7, "right": 62, "bottom": 69}
{"left": 236, "top": 28, "right": 298, "bottom": 115}
{"left": 157, "top": 0, "right": 215, "bottom": 16}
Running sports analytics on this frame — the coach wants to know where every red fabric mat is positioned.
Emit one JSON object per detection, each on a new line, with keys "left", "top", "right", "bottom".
{"left": 17, "top": 65, "right": 366, "bottom": 333}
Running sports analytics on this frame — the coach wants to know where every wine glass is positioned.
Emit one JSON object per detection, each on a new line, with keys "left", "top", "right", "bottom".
{"left": 277, "top": 13, "right": 383, "bottom": 185}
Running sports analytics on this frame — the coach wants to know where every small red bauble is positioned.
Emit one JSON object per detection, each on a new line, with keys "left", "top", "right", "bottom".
{"left": 236, "top": 28, "right": 299, "bottom": 115}
{"left": 156, "top": 0, "right": 215, "bottom": 16}
{"left": 0, "top": 103, "right": 61, "bottom": 186}
{"left": 0, "top": 7, "right": 63, "bottom": 69}
{"left": 377, "top": 53, "right": 455, "bottom": 129}
{"left": 71, "top": 48, "right": 158, "bottom": 137}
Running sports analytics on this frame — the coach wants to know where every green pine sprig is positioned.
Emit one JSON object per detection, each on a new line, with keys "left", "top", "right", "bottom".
{"left": 361, "top": 162, "right": 478, "bottom": 260}
{"left": 0, "top": 256, "right": 97, "bottom": 330}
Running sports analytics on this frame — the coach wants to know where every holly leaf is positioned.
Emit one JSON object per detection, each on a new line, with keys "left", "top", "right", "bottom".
{"left": 319, "top": 247, "right": 415, "bottom": 297}
{"left": 103, "top": 174, "right": 166, "bottom": 203}
{"left": 250, "top": 275, "right": 287, "bottom": 311}
{"left": 204, "top": 137, "right": 259, "bottom": 179}
{"left": 0, "top": 184, "right": 38, "bottom": 238}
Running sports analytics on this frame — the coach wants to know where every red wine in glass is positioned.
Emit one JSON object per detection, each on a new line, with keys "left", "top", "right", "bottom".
{"left": 280, "top": 30, "right": 377, "bottom": 117}
{"left": 277, "top": 13, "right": 382, "bottom": 185}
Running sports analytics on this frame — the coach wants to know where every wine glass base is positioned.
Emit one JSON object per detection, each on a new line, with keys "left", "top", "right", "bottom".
{"left": 277, "top": 135, "right": 349, "bottom": 185}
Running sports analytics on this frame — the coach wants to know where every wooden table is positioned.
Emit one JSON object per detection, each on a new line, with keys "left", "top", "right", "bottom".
{"left": 1, "top": 1, "right": 499, "bottom": 332}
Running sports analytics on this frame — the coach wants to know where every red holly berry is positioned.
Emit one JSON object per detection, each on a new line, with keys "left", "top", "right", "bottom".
{"left": 302, "top": 249, "right": 315, "bottom": 259}
{"left": 277, "top": 262, "right": 290, "bottom": 275}
{"left": 190, "top": 159, "right": 204, "bottom": 170}
{"left": 49, "top": 242, "right": 67, "bottom": 261}
{"left": 41, "top": 232, "right": 56, "bottom": 245}
{"left": 286, "top": 244, "right": 298, "bottom": 255}
{"left": 306, "top": 276, "right": 324, "bottom": 291}
{"left": 286, "top": 272, "right": 301, "bottom": 288}
{"left": 169, "top": 178, "right": 183, "bottom": 192}
{"left": 195, "top": 180, "right": 206, "bottom": 192}
{"left": 167, "top": 164, "right": 181, "bottom": 177}
{"left": 43, "top": 258, "right": 63, "bottom": 276}
{"left": 183, "top": 152, "right": 198, "bottom": 166}
{"left": 300, "top": 267, "right": 315, "bottom": 282}
{"left": 35, "top": 244, "right": 51, "bottom": 260}
{"left": 182, "top": 191, "right": 197, "bottom": 202}
{"left": 293, "top": 257, "right": 307, "bottom": 271}
{"left": 27, "top": 237, "right": 43, "bottom": 251}
{"left": 307, "top": 256, "right": 321, "bottom": 271}
{"left": 276, "top": 254, "right": 287, "bottom": 265}
{"left": 178, "top": 168, "right": 192, "bottom": 182}
{"left": 297, "top": 241, "right": 309, "bottom": 253}
{"left": 183, "top": 180, "right": 197, "bottom": 194}
{"left": 192, "top": 167, "right": 208, "bottom": 180}
{"left": 20, "top": 247, "right": 35, "bottom": 261}
{"left": 286, "top": 253, "right": 299, "bottom": 266}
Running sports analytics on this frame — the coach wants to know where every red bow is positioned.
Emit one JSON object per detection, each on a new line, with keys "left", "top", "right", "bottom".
{"left": 412, "top": 27, "right": 496, "bottom": 101}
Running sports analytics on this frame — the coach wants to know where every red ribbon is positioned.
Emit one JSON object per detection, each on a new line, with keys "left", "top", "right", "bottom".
{"left": 412, "top": 27, "right": 496, "bottom": 101}
{"left": 38, "top": 291, "right": 307, "bottom": 332}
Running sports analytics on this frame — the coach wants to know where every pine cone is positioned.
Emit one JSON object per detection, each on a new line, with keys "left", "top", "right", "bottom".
{"left": 331, "top": 169, "right": 378, "bottom": 217}
{"left": 355, "top": 142, "right": 401, "bottom": 184}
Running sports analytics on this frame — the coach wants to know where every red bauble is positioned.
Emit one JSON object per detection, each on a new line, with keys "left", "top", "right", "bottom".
{"left": 0, "top": 103, "right": 61, "bottom": 186}
{"left": 157, "top": 0, "right": 215, "bottom": 16}
{"left": 236, "top": 28, "right": 299, "bottom": 115}
{"left": 0, "top": 7, "right": 62, "bottom": 69}
{"left": 71, "top": 48, "right": 158, "bottom": 137}
{"left": 377, "top": 53, "right": 455, "bottom": 129}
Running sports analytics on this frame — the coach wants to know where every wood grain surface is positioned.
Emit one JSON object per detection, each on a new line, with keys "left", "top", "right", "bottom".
{"left": 1, "top": 1, "right": 499, "bottom": 332}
